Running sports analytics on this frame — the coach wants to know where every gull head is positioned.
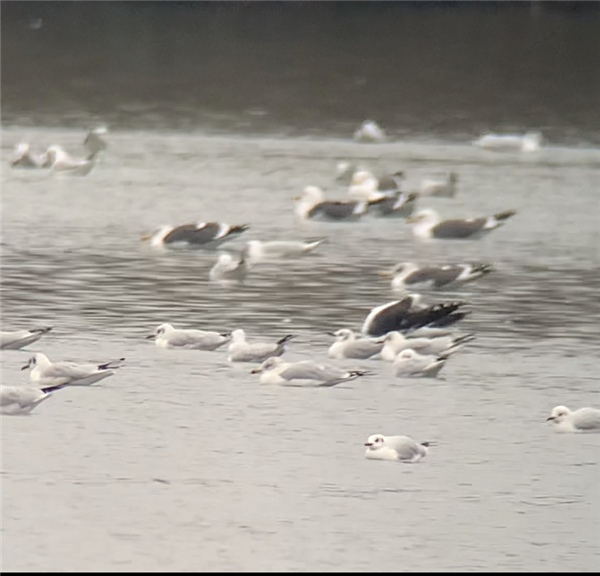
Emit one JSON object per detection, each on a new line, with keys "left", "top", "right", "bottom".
{"left": 297, "top": 185, "right": 324, "bottom": 204}
{"left": 328, "top": 328, "right": 354, "bottom": 341}
{"left": 364, "top": 433, "right": 386, "bottom": 448}
{"left": 146, "top": 323, "right": 174, "bottom": 339}
{"left": 251, "top": 356, "right": 284, "bottom": 374}
{"left": 405, "top": 209, "right": 439, "bottom": 226}
{"left": 546, "top": 405, "right": 571, "bottom": 423}
{"left": 21, "top": 352, "right": 47, "bottom": 370}
{"left": 383, "top": 331, "right": 405, "bottom": 343}
{"left": 231, "top": 329, "right": 246, "bottom": 342}
{"left": 351, "top": 170, "right": 375, "bottom": 186}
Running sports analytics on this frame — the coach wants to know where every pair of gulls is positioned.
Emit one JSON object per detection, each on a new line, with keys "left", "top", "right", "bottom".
{"left": 336, "top": 163, "right": 458, "bottom": 199}
{"left": 11, "top": 126, "right": 108, "bottom": 175}
{"left": 1, "top": 353, "right": 125, "bottom": 415}
{"left": 147, "top": 324, "right": 296, "bottom": 363}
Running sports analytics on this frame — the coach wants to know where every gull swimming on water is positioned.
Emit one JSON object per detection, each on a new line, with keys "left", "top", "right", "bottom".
{"left": 22, "top": 353, "right": 125, "bottom": 387}
{"left": 294, "top": 186, "right": 371, "bottom": 222}
{"left": 371, "top": 191, "right": 419, "bottom": 218}
{"left": 473, "top": 131, "right": 542, "bottom": 152}
{"left": 347, "top": 171, "right": 392, "bottom": 202}
{"left": 244, "top": 238, "right": 325, "bottom": 265}
{"left": 381, "top": 331, "right": 474, "bottom": 362}
{"left": 141, "top": 222, "right": 250, "bottom": 248}
{"left": 353, "top": 120, "right": 387, "bottom": 143}
{"left": 227, "top": 329, "right": 296, "bottom": 362}
{"left": 393, "top": 349, "right": 449, "bottom": 378}
{"left": 406, "top": 208, "right": 517, "bottom": 240}
{"left": 364, "top": 434, "right": 432, "bottom": 463}
{"left": 546, "top": 405, "right": 600, "bottom": 433}
{"left": 361, "top": 295, "right": 470, "bottom": 338}
{"left": 1, "top": 326, "right": 53, "bottom": 350}
{"left": 251, "top": 356, "right": 369, "bottom": 387}
{"left": 327, "top": 329, "right": 384, "bottom": 360}
{"left": 379, "top": 261, "right": 494, "bottom": 291}
{"left": 146, "top": 323, "right": 231, "bottom": 351}
{"left": 1, "top": 384, "right": 66, "bottom": 415}
{"left": 209, "top": 251, "right": 248, "bottom": 283}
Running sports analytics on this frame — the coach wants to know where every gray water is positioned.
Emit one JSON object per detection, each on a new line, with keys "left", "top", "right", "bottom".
{"left": 2, "top": 2, "right": 600, "bottom": 571}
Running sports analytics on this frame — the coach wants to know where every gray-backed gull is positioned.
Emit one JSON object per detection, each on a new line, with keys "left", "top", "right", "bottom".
{"left": 380, "top": 261, "right": 494, "bottom": 290}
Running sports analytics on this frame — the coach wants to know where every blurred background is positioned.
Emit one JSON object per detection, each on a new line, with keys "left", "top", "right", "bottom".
{"left": 2, "top": 0, "right": 600, "bottom": 145}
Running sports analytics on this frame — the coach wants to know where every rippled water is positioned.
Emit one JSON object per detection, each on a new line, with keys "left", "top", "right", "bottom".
{"left": 1, "top": 127, "right": 600, "bottom": 572}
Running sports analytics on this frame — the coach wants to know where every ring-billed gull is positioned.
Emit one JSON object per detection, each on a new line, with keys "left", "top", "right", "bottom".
{"left": 209, "top": 251, "right": 248, "bottom": 283}
{"left": 146, "top": 323, "right": 231, "bottom": 350}
{"left": 406, "top": 208, "right": 517, "bottom": 240}
{"left": 379, "top": 261, "right": 494, "bottom": 291}
{"left": 251, "top": 357, "right": 369, "bottom": 387}
{"left": 1, "top": 327, "right": 53, "bottom": 350}
{"left": 141, "top": 222, "right": 249, "bottom": 249}
{"left": 353, "top": 120, "right": 387, "bottom": 143}
{"left": 419, "top": 172, "right": 458, "bottom": 198}
{"left": 361, "top": 295, "right": 469, "bottom": 338}
{"left": 45, "top": 145, "right": 96, "bottom": 176}
{"left": 294, "top": 186, "right": 370, "bottom": 222}
{"left": 10, "top": 143, "right": 49, "bottom": 169}
{"left": 244, "top": 238, "right": 325, "bottom": 265}
{"left": 22, "top": 353, "right": 125, "bottom": 387}
{"left": 327, "top": 329, "right": 384, "bottom": 360}
{"left": 83, "top": 126, "right": 108, "bottom": 157}
{"left": 227, "top": 330, "right": 296, "bottom": 362}
{"left": 546, "top": 405, "right": 600, "bottom": 433}
{"left": 473, "top": 131, "right": 542, "bottom": 152}
{"left": 364, "top": 434, "right": 432, "bottom": 463}
{"left": 393, "top": 349, "right": 449, "bottom": 378}
{"left": 381, "top": 331, "right": 474, "bottom": 362}
{"left": 1, "top": 384, "right": 66, "bottom": 415}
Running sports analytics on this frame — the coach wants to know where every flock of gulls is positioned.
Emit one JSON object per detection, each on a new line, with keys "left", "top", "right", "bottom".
{"left": 3, "top": 120, "right": 599, "bottom": 464}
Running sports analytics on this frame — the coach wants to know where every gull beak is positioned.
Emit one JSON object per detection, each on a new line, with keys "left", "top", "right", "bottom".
{"left": 140, "top": 233, "right": 152, "bottom": 241}
{"left": 326, "top": 332, "right": 337, "bottom": 337}
{"left": 378, "top": 270, "right": 393, "bottom": 277}
{"left": 250, "top": 367, "right": 261, "bottom": 374}
{"left": 405, "top": 216, "right": 417, "bottom": 223}
{"left": 364, "top": 442, "right": 373, "bottom": 447}
{"left": 145, "top": 334, "right": 156, "bottom": 339}
{"left": 293, "top": 196, "right": 301, "bottom": 201}
{"left": 20, "top": 363, "right": 29, "bottom": 370}
{"left": 546, "top": 416, "right": 555, "bottom": 421}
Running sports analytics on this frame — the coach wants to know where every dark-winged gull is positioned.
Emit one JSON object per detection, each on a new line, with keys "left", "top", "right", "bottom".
{"left": 22, "top": 353, "right": 125, "bottom": 387}
{"left": 364, "top": 434, "right": 433, "bottom": 463}
{"left": 546, "top": 405, "right": 600, "bottom": 433}
{"left": 473, "top": 131, "right": 542, "bottom": 152}
{"left": 371, "top": 191, "right": 419, "bottom": 218}
{"left": 419, "top": 172, "right": 458, "bottom": 198}
{"left": 251, "top": 357, "right": 369, "bottom": 387}
{"left": 141, "top": 222, "right": 250, "bottom": 248}
{"left": 227, "top": 330, "right": 296, "bottom": 363}
{"left": 1, "top": 327, "right": 53, "bottom": 350}
{"left": 146, "top": 323, "right": 231, "bottom": 351}
{"left": 361, "top": 295, "right": 469, "bottom": 338}
{"left": 380, "top": 261, "right": 494, "bottom": 290}
{"left": 353, "top": 120, "right": 387, "bottom": 143}
{"left": 406, "top": 208, "right": 517, "bottom": 240}
{"left": 381, "top": 331, "right": 474, "bottom": 361}
{"left": 327, "top": 329, "right": 384, "bottom": 360}
{"left": 294, "top": 186, "right": 372, "bottom": 222}
{"left": 1, "top": 384, "right": 67, "bottom": 415}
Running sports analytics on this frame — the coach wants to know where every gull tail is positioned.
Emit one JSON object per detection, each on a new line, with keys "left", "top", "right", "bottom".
{"left": 470, "top": 263, "right": 494, "bottom": 276}
{"left": 277, "top": 334, "right": 297, "bottom": 346}
{"left": 98, "top": 357, "right": 126, "bottom": 371}
{"left": 31, "top": 326, "right": 53, "bottom": 335}
{"left": 449, "top": 333, "right": 476, "bottom": 349}
{"left": 348, "top": 370, "right": 370, "bottom": 378}
{"left": 493, "top": 209, "right": 517, "bottom": 222}
{"left": 303, "top": 238, "right": 327, "bottom": 251}
{"left": 420, "top": 441, "right": 437, "bottom": 448}
{"left": 229, "top": 224, "right": 250, "bottom": 235}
